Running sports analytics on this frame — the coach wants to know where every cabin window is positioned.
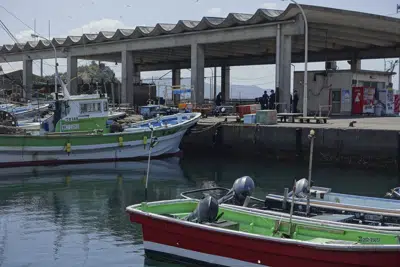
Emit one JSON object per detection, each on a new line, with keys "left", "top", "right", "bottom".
{"left": 80, "top": 102, "right": 102, "bottom": 114}
{"left": 103, "top": 102, "right": 108, "bottom": 112}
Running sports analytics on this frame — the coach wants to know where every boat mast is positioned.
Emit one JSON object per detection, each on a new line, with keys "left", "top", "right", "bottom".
{"left": 306, "top": 129, "right": 315, "bottom": 216}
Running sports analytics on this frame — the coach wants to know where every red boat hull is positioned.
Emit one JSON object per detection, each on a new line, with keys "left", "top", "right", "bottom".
{"left": 129, "top": 212, "right": 400, "bottom": 267}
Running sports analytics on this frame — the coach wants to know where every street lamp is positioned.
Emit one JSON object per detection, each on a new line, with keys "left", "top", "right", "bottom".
{"left": 283, "top": 0, "right": 308, "bottom": 117}
{"left": 31, "top": 33, "right": 58, "bottom": 94}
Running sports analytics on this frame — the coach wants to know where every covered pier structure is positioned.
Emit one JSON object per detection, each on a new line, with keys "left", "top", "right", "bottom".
{"left": 0, "top": 4, "right": 399, "bottom": 110}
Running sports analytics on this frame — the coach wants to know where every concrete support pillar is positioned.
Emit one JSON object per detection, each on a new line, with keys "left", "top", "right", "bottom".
{"left": 279, "top": 35, "right": 292, "bottom": 112}
{"left": 350, "top": 59, "right": 361, "bottom": 73}
{"left": 67, "top": 56, "right": 78, "bottom": 95}
{"left": 172, "top": 68, "right": 181, "bottom": 104}
{"left": 275, "top": 27, "right": 292, "bottom": 112}
{"left": 133, "top": 68, "right": 141, "bottom": 84}
{"left": 221, "top": 65, "right": 230, "bottom": 103}
{"left": 191, "top": 43, "right": 204, "bottom": 104}
{"left": 23, "top": 58, "right": 33, "bottom": 100}
{"left": 121, "top": 50, "right": 134, "bottom": 105}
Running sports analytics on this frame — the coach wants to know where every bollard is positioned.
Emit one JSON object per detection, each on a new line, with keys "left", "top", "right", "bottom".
{"left": 295, "top": 128, "right": 302, "bottom": 159}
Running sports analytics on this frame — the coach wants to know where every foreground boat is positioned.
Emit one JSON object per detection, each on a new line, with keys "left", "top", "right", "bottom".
{"left": 127, "top": 198, "right": 400, "bottom": 267}
{"left": 182, "top": 176, "right": 400, "bottom": 229}
{"left": 264, "top": 179, "right": 400, "bottom": 226}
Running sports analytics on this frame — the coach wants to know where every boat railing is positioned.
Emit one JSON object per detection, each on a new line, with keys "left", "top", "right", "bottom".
{"left": 180, "top": 187, "right": 265, "bottom": 204}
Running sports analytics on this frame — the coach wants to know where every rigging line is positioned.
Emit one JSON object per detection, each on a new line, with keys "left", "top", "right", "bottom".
{"left": 0, "top": 20, "right": 19, "bottom": 44}
{"left": 0, "top": 5, "right": 36, "bottom": 34}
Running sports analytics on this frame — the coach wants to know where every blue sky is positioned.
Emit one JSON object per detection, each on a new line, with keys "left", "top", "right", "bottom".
{"left": 0, "top": 0, "right": 399, "bottom": 97}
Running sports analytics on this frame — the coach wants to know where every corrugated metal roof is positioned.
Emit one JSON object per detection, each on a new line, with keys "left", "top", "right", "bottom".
{"left": 0, "top": 4, "right": 399, "bottom": 54}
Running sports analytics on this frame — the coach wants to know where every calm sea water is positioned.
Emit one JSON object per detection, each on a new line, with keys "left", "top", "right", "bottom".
{"left": 0, "top": 156, "right": 397, "bottom": 267}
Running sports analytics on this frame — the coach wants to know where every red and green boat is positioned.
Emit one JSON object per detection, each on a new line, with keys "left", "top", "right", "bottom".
{"left": 127, "top": 198, "right": 400, "bottom": 267}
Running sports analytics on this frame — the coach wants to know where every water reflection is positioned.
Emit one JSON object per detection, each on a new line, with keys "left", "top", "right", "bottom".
{"left": 0, "top": 156, "right": 397, "bottom": 267}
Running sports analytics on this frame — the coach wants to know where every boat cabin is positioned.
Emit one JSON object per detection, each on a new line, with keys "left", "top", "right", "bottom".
{"left": 41, "top": 93, "right": 110, "bottom": 133}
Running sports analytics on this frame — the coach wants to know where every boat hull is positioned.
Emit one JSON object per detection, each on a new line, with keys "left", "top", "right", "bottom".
{"left": 0, "top": 130, "right": 185, "bottom": 167}
{"left": 0, "top": 113, "right": 200, "bottom": 167}
{"left": 130, "top": 211, "right": 400, "bottom": 267}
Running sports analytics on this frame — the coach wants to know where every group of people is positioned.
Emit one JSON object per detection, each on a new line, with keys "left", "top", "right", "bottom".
{"left": 256, "top": 90, "right": 299, "bottom": 113}
{"left": 258, "top": 90, "right": 276, "bottom": 110}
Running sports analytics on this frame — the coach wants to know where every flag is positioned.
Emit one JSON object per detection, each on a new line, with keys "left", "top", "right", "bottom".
{"left": 397, "top": 4, "right": 400, "bottom": 13}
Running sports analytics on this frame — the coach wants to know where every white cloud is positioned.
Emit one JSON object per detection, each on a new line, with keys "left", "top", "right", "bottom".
{"left": 263, "top": 2, "right": 278, "bottom": 9}
{"left": 207, "top": 7, "right": 222, "bottom": 17}
{"left": 68, "top": 19, "right": 133, "bottom": 36}
{"left": 15, "top": 29, "right": 35, "bottom": 43}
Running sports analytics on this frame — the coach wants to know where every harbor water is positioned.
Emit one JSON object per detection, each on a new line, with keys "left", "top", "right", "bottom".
{"left": 0, "top": 156, "right": 397, "bottom": 267}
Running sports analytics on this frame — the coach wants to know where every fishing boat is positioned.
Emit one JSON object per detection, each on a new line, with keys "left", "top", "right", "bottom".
{"left": 126, "top": 197, "right": 400, "bottom": 267}
{"left": 181, "top": 176, "right": 400, "bottom": 228}
{"left": 0, "top": 81, "right": 200, "bottom": 167}
{"left": 0, "top": 102, "right": 50, "bottom": 120}
{"left": 180, "top": 129, "right": 400, "bottom": 227}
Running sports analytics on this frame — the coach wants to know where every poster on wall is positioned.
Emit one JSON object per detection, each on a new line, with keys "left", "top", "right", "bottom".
{"left": 363, "top": 87, "right": 375, "bottom": 114}
{"left": 386, "top": 88, "right": 394, "bottom": 115}
{"left": 340, "top": 89, "right": 351, "bottom": 113}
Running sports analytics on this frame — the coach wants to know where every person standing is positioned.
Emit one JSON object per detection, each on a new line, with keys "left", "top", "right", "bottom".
{"left": 261, "top": 91, "right": 269, "bottom": 110}
{"left": 269, "top": 90, "right": 276, "bottom": 110}
{"left": 293, "top": 90, "right": 299, "bottom": 113}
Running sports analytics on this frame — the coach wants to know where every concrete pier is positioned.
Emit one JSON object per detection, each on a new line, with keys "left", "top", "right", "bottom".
{"left": 182, "top": 117, "right": 400, "bottom": 171}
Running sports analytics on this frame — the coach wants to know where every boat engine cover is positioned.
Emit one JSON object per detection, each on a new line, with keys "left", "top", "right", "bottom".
{"left": 186, "top": 196, "right": 219, "bottom": 223}
{"left": 232, "top": 176, "right": 255, "bottom": 205}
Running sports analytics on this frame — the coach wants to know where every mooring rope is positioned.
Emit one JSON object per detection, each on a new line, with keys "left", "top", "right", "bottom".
{"left": 190, "top": 122, "right": 222, "bottom": 134}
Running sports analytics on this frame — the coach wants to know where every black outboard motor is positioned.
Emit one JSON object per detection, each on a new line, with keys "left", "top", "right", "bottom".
{"left": 385, "top": 187, "right": 400, "bottom": 199}
{"left": 185, "top": 196, "right": 219, "bottom": 223}
{"left": 219, "top": 176, "right": 255, "bottom": 206}
{"left": 287, "top": 178, "right": 314, "bottom": 198}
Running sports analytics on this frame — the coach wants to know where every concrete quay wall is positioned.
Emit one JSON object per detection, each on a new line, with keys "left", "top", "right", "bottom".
{"left": 181, "top": 124, "right": 399, "bottom": 170}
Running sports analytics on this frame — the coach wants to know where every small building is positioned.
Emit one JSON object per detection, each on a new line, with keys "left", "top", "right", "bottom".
{"left": 294, "top": 63, "right": 395, "bottom": 116}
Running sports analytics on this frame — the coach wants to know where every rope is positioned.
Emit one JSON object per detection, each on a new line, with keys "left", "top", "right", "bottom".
{"left": 190, "top": 122, "right": 222, "bottom": 134}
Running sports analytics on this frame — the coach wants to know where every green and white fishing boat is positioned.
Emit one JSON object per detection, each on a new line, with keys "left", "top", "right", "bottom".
{"left": 127, "top": 197, "right": 400, "bottom": 267}
{"left": 0, "top": 81, "right": 200, "bottom": 167}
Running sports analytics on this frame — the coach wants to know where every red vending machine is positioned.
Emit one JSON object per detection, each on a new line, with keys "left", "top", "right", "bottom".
{"left": 352, "top": 87, "right": 364, "bottom": 114}
{"left": 394, "top": 94, "right": 400, "bottom": 114}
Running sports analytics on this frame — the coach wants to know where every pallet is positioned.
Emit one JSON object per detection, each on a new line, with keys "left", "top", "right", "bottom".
{"left": 297, "top": 116, "right": 328, "bottom": 124}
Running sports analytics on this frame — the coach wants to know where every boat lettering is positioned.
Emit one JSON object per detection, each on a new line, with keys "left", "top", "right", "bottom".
{"left": 64, "top": 117, "right": 79, "bottom": 122}
{"left": 62, "top": 124, "right": 80, "bottom": 131}
{"left": 358, "top": 236, "right": 380, "bottom": 243}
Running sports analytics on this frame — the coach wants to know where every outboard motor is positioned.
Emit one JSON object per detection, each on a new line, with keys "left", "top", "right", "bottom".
{"left": 185, "top": 196, "right": 219, "bottom": 223}
{"left": 219, "top": 176, "right": 255, "bottom": 206}
{"left": 287, "top": 178, "right": 314, "bottom": 198}
{"left": 385, "top": 187, "right": 400, "bottom": 199}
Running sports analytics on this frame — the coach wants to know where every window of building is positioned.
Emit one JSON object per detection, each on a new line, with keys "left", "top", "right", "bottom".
{"left": 103, "top": 102, "right": 108, "bottom": 112}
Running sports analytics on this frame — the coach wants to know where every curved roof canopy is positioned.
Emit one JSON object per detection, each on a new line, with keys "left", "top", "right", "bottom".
{"left": 0, "top": 4, "right": 399, "bottom": 68}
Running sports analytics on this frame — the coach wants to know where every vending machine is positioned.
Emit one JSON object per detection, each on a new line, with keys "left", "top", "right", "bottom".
{"left": 352, "top": 87, "right": 363, "bottom": 114}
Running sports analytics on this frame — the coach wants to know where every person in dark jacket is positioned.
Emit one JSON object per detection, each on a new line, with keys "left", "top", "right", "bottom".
{"left": 215, "top": 92, "right": 222, "bottom": 106}
{"left": 261, "top": 91, "right": 269, "bottom": 110}
{"left": 292, "top": 90, "right": 299, "bottom": 113}
{"left": 269, "top": 90, "right": 276, "bottom": 109}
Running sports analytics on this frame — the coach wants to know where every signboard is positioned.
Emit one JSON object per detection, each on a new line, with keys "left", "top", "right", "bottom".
{"left": 386, "top": 88, "right": 394, "bottom": 115}
{"left": 363, "top": 87, "right": 375, "bottom": 114}
{"left": 61, "top": 124, "right": 80, "bottom": 131}
{"left": 340, "top": 88, "right": 351, "bottom": 113}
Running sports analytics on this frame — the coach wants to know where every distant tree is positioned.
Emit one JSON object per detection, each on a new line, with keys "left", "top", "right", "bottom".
{"left": 34, "top": 61, "right": 119, "bottom": 84}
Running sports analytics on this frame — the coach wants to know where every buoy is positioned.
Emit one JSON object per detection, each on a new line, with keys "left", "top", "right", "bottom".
{"left": 65, "top": 142, "right": 71, "bottom": 153}
{"left": 118, "top": 136, "right": 123, "bottom": 147}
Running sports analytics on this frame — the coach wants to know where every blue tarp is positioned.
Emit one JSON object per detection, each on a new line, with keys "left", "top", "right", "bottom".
{"left": 172, "top": 89, "right": 192, "bottom": 94}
